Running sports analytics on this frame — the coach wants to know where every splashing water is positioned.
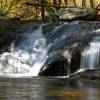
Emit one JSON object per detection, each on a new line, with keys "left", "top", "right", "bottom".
{"left": 81, "top": 36, "right": 100, "bottom": 70}
{"left": 0, "top": 25, "right": 48, "bottom": 77}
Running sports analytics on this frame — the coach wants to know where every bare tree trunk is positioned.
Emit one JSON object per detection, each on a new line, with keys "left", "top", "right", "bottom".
{"left": 73, "top": 0, "right": 77, "bottom": 7}
{"left": 64, "top": 0, "right": 68, "bottom": 5}
{"left": 41, "top": 0, "right": 45, "bottom": 21}
{"left": 53, "top": 0, "right": 57, "bottom": 5}
{"left": 58, "top": 0, "right": 61, "bottom": 5}
{"left": 82, "top": 0, "right": 86, "bottom": 7}
{"left": 90, "top": 0, "right": 94, "bottom": 8}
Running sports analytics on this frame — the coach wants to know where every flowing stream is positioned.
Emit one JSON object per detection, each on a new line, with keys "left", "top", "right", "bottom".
{"left": 0, "top": 21, "right": 100, "bottom": 100}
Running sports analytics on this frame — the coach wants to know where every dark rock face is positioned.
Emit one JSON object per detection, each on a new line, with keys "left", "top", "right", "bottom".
{"left": 70, "top": 44, "right": 81, "bottom": 73}
{"left": 41, "top": 21, "right": 100, "bottom": 76}
{"left": 40, "top": 56, "right": 68, "bottom": 76}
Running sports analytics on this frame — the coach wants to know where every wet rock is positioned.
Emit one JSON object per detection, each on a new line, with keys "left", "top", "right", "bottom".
{"left": 59, "top": 8, "right": 97, "bottom": 20}
{"left": 63, "top": 49, "right": 71, "bottom": 60}
{"left": 42, "top": 22, "right": 63, "bottom": 35}
{"left": 68, "top": 69, "right": 100, "bottom": 80}
{"left": 40, "top": 55, "right": 68, "bottom": 76}
{"left": 70, "top": 43, "right": 81, "bottom": 73}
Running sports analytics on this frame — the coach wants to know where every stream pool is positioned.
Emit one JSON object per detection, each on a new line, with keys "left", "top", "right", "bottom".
{"left": 0, "top": 77, "right": 99, "bottom": 100}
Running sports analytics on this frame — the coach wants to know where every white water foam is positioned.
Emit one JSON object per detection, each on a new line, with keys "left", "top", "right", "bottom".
{"left": 81, "top": 39, "right": 100, "bottom": 69}
{"left": 0, "top": 25, "right": 48, "bottom": 77}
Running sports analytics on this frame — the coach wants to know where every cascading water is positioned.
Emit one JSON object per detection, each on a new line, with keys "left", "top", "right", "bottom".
{"left": 0, "top": 25, "right": 48, "bottom": 77}
{"left": 0, "top": 22, "right": 71, "bottom": 77}
{"left": 0, "top": 21, "right": 100, "bottom": 77}
{"left": 81, "top": 36, "right": 100, "bottom": 70}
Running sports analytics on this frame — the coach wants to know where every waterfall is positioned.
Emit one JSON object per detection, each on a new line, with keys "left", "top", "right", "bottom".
{"left": 0, "top": 25, "right": 48, "bottom": 77}
{"left": 0, "top": 21, "right": 99, "bottom": 77}
{"left": 81, "top": 36, "right": 100, "bottom": 70}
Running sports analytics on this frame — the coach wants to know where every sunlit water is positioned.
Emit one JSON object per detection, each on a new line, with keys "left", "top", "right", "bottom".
{"left": 0, "top": 77, "right": 99, "bottom": 100}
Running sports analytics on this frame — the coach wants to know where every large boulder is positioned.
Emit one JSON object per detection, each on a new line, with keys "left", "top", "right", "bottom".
{"left": 59, "top": 7, "right": 97, "bottom": 20}
{"left": 40, "top": 55, "right": 68, "bottom": 76}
